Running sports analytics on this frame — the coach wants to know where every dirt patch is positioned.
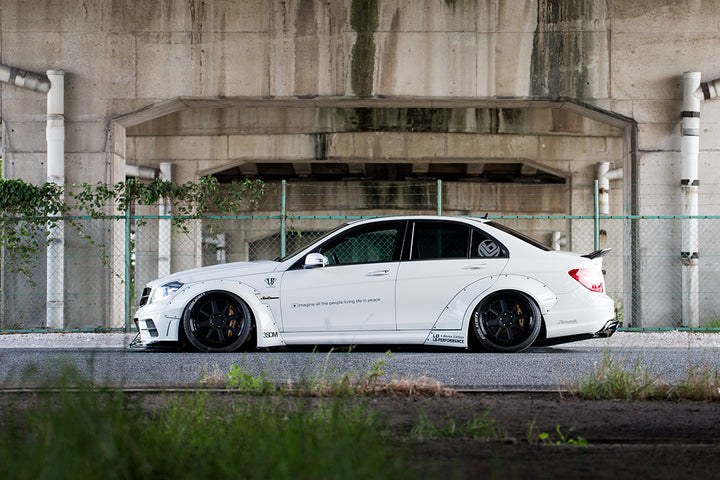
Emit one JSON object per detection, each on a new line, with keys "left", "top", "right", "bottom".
{"left": 367, "top": 392, "right": 720, "bottom": 479}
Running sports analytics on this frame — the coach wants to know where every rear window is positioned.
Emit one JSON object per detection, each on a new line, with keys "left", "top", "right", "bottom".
{"left": 485, "top": 221, "right": 551, "bottom": 251}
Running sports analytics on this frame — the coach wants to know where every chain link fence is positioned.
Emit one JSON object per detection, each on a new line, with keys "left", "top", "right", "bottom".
{"left": 1, "top": 181, "right": 718, "bottom": 332}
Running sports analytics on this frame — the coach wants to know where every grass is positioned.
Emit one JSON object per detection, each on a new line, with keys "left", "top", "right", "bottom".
{"left": 410, "top": 408, "right": 507, "bottom": 441}
{"left": 0, "top": 371, "right": 417, "bottom": 480}
{"left": 570, "top": 351, "right": 720, "bottom": 401}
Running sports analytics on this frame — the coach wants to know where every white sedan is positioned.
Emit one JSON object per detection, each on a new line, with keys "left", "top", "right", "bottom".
{"left": 133, "top": 216, "right": 617, "bottom": 353}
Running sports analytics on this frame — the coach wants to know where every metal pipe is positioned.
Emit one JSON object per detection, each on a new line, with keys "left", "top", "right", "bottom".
{"left": 437, "top": 179, "right": 442, "bottom": 215}
{"left": 697, "top": 78, "right": 720, "bottom": 101}
{"left": 594, "top": 180, "right": 600, "bottom": 250}
{"left": 0, "top": 64, "right": 51, "bottom": 93}
{"left": 202, "top": 234, "right": 226, "bottom": 264}
{"left": 158, "top": 162, "right": 172, "bottom": 277}
{"left": 597, "top": 162, "right": 623, "bottom": 215}
{"left": 125, "top": 164, "right": 159, "bottom": 180}
{"left": 46, "top": 70, "right": 65, "bottom": 329}
{"left": 280, "top": 180, "right": 286, "bottom": 257}
{"left": 681, "top": 71, "right": 701, "bottom": 328}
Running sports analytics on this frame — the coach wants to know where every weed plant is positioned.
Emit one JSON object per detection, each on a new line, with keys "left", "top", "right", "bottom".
{"left": 572, "top": 352, "right": 663, "bottom": 400}
{"left": 526, "top": 418, "right": 588, "bottom": 446}
{"left": 410, "top": 409, "right": 506, "bottom": 441}
{"left": 570, "top": 351, "right": 720, "bottom": 401}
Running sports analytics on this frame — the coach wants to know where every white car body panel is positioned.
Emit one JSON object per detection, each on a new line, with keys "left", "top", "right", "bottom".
{"left": 132, "top": 215, "right": 617, "bottom": 352}
{"left": 395, "top": 257, "right": 508, "bottom": 330}
{"left": 279, "top": 262, "right": 398, "bottom": 332}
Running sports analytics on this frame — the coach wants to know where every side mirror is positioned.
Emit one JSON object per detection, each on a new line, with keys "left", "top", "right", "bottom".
{"left": 304, "top": 252, "right": 328, "bottom": 269}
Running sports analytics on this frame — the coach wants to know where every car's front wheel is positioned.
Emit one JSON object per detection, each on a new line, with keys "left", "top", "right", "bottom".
{"left": 183, "top": 291, "right": 253, "bottom": 352}
{"left": 471, "top": 291, "right": 542, "bottom": 353}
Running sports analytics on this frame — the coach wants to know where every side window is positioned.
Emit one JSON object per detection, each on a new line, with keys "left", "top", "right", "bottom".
{"left": 319, "top": 223, "right": 402, "bottom": 266}
{"left": 411, "top": 222, "right": 470, "bottom": 260}
{"left": 470, "top": 229, "right": 507, "bottom": 258}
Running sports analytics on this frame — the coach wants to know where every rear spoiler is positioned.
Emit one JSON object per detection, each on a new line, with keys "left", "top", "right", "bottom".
{"left": 582, "top": 248, "right": 612, "bottom": 260}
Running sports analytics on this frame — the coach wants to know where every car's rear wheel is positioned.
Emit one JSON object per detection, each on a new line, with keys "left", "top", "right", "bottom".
{"left": 472, "top": 291, "right": 542, "bottom": 353}
{"left": 183, "top": 291, "right": 253, "bottom": 352}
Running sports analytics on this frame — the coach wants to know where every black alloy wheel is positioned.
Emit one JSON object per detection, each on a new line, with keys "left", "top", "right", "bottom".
{"left": 472, "top": 291, "right": 542, "bottom": 353}
{"left": 183, "top": 291, "right": 252, "bottom": 352}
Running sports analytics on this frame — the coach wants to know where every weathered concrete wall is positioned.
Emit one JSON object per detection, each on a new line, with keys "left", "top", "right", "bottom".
{"left": 1, "top": 0, "right": 719, "bottom": 328}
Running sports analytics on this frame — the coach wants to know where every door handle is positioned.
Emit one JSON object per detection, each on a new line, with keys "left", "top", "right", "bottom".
{"left": 365, "top": 269, "right": 390, "bottom": 276}
{"left": 463, "top": 264, "right": 487, "bottom": 270}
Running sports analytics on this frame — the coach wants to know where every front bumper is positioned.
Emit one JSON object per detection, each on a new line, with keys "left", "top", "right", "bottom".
{"left": 133, "top": 300, "right": 180, "bottom": 344}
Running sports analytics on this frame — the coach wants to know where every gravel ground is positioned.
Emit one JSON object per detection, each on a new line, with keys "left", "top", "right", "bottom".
{"left": 0, "top": 330, "right": 719, "bottom": 349}
{"left": 0, "top": 331, "right": 138, "bottom": 349}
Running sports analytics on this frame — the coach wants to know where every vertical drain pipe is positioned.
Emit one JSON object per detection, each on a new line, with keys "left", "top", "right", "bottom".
{"left": 681, "top": 71, "right": 701, "bottom": 328}
{"left": 158, "top": 162, "right": 172, "bottom": 278}
{"left": 597, "top": 162, "right": 624, "bottom": 216}
{"left": 46, "top": 70, "right": 65, "bottom": 329}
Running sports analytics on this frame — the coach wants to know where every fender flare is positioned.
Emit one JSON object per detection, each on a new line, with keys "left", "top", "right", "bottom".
{"left": 165, "top": 279, "right": 285, "bottom": 348}
{"left": 425, "top": 274, "right": 557, "bottom": 347}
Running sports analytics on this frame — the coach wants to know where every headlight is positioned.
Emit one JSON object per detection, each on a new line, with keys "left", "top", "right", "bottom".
{"left": 147, "top": 281, "right": 183, "bottom": 305}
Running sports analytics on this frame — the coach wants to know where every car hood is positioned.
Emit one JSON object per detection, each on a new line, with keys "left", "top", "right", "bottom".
{"left": 147, "top": 260, "right": 279, "bottom": 287}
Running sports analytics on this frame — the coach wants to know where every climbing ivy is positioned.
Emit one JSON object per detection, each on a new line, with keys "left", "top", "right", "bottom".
{"left": 0, "top": 176, "right": 266, "bottom": 284}
{"left": 69, "top": 176, "right": 266, "bottom": 219}
{"left": 0, "top": 179, "right": 65, "bottom": 280}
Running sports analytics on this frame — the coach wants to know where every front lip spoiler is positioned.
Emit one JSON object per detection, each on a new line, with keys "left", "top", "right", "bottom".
{"left": 127, "top": 332, "right": 183, "bottom": 352}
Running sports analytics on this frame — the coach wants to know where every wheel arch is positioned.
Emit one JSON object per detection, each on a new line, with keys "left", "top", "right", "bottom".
{"left": 462, "top": 275, "right": 557, "bottom": 345}
{"left": 469, "top": 288, "right": 544, "bottom": 352}
{"left": 166, "top": 279, "right": 285, "bottom": 349}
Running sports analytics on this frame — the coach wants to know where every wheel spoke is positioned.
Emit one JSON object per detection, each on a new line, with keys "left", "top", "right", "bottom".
{"left": 485, "top": 316, "right": 501, "bottom": 328}
{"left": 195, "top": 317, "right": 211, "bottom": 329}
{"left": 209, "top": 299, "right": 220, "bottom": 314}
{"left": 498, "top": 298, "right": 509, "bottom": 314}
{"left": 503, "top": 326, "right": 514, "bottom": 342}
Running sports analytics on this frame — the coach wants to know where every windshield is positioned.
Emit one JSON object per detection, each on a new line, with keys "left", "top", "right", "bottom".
{"left": 485, "top": 221, "right": 551, "bottom": 251}
{"left": 276, "top": 223, "right": 348, "bottom": 262}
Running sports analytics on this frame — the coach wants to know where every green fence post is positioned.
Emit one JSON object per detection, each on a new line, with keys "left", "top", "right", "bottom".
{"left": 281, "top": 179, "right": 287, "bottom": 257}
{"left": 594, "top": 179, "right": 600, "bottom": 251}
{"left": 124, "top": 207, "right": 132, "bottom": 332}
{"left": 437, "top": 179, "right": 442, "bottom": 215}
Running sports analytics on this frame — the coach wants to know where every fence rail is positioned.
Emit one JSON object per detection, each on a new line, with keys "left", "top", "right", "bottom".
{"left": 2, "top": 180, "right": 719, "bottom": 333}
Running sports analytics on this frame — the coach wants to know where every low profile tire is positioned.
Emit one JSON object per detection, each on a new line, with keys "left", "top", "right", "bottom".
{"left": 183, "top": 291, "right": 253, "bottom": 353}
{"left": 471, "top": 291, "right": 542, "bottom": 353}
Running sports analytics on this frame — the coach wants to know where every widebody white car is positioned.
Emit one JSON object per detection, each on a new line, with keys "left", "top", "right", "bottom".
{"left": 133, "top": 216, "right": 617, "bottom": 353}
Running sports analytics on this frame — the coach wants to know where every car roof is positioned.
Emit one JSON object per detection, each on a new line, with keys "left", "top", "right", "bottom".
{"left": 346, "top": 215, "right": 489, "bottom": 226}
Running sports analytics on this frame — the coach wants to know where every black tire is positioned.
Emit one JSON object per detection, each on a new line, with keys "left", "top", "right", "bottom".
{"left": 471, "top": 291, "right": 542, "bottom": 353}
{"left": 183, "top": 291, "right": 253, "bottom": 353}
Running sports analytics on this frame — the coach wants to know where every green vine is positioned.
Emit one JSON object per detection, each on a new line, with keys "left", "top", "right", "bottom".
{"left": 0, "top": 176, "right": 266, "bottom": 286}
{"left": 70, "top": 176, "right": 266, "bottom": 219}
{"left": 0, "top": 179, "right": 66, "bottom": 280}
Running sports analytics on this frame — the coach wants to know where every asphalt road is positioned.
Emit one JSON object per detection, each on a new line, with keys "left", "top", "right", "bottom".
{"left": 1, "top": 332, "right": 719, "bottom": 389}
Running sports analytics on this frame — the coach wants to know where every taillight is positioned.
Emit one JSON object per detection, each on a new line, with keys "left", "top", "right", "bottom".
{"left": 569, "top": 268, "right": 604, "bottom": 293}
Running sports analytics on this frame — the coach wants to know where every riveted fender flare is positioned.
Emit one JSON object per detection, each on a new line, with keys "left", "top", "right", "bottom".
{"left": 164, "top": 279, "right": 285, "bottom": 348}
{"left": 461, "top": 275, "right": 557, "bottom": 336}
{"left": 425, "top": 275, "right": 557, "bottom": 348}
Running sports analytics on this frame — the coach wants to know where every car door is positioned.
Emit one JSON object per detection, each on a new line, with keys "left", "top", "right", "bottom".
{"left": 395, "top": 220, "right": 509, "bottom": 331}
{"left": 280, "top": 221, "right": 405, "bottom": 332}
